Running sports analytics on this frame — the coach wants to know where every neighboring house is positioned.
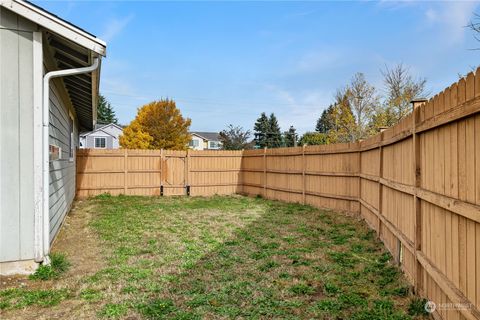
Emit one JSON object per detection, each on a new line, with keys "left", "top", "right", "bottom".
{"left": 0, "top": 0, "right": 106, "bottom": 274}
{"left": 189, "top": 132, "right": 222, "bottom": 150}
{"left": 79, "top": 123, "right": 123, "bottom": 149}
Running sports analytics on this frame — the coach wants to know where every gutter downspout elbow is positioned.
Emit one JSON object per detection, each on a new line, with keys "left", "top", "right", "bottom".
{"left": 39, "top": 58, "right": 100, "bottom": 264}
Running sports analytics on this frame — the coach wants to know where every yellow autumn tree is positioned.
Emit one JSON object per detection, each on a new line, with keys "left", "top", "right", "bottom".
{"left": 327, "top": 89, "right": 356, "bottom": 144}
{"left": 119, "top": 121, "right": 153, "bottom": 149}
{"left": 119, "top": 99, "right": 191, "bottom": 150}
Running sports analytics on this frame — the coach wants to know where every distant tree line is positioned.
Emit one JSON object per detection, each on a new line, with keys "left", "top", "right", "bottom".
{"left": 300, "top": 64, "right": 427, "bottom": 146}
{"left": 97, "top": 63, "right": 428, "bottom": 151}
{"left": 218, "top": 113, "right": 298, "bottom": 150}
{"left": 219, "top": 63, "right": 427, "bottom": 150}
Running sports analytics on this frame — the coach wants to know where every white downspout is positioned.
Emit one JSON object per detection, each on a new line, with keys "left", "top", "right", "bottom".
{"left": 41, "top": 57, "right": 100, "bottom": 264}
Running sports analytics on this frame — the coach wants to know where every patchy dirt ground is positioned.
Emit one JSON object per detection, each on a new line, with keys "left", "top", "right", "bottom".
{"left": 1, "top": 195, "right": 428, "bottom": 319}
{"left": 0, "top": 200, "right": 105, "bottom": 319}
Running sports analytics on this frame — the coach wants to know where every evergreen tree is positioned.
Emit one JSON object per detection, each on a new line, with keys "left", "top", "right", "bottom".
{"left": 97, "top": 94, "right": 118, "bottom": 124}
{"left": 268, "top": 113, "right": 282, "bottom": 148}
{"left": 315, "top": 105, "right": 334, "bottom": 133}
{"left": 284, "top": 126, "right": 298, "bottom": 147}
{"left": 253, "top": 112, "right": 269, "bottom": 148}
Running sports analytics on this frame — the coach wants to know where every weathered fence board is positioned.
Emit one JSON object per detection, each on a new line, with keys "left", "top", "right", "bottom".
{"left": 76, "top": 67, "right": 480, "bottom": 320}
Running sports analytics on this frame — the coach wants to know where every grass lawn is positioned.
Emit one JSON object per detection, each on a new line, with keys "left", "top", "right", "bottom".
{"left": 0, "top": 195, "right": 427, "bottom": 319}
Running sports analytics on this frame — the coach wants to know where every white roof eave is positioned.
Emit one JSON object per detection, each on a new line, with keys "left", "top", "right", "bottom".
{"left": 0, "top": 0, "right": 106, "bottom": 56}
{"left": 80, "top": 128, "right": 116, "bottom": 138}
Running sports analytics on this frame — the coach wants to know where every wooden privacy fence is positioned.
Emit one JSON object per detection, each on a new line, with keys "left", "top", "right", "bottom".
{"left": 76, "top": 69, "right": 480, "bottom": 320}
{"left": 76, "top": 149, "right": 243, "bottom": 197}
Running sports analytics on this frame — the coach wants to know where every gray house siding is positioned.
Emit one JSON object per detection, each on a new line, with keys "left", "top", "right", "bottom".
{"left": 48, "top": 79, "right": 78, "bottom": 243}
{"left": 85, "top": 134, "right": 114, "bottom": 149}
{"left": 0, "top": 8, "right": 37, "bottom": 262}
{"left": 80, "top": 125, "right": 122, "bottom": 149}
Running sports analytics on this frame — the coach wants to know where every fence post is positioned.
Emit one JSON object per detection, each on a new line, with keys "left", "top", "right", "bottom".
{"left": 378, "top": 128, "right": 387, "bottom": 239}
{"left": 185, "top": 149, "right": 190, "bottom": 195}
{"left": 412, "top": 98, "right": 427, "bottom": 294}
{"left": 263, "top": 147, "right": 267, "bottom": 197}
{"left": 160, "top": 149, "right": 164, "bottom": 196}
{"left": 123, "top": 149, "right": 128, "bottom": 195}
{"left": 302, "top": 145, "right": 306, "bottom": 205}
{"left": 358, "top": 142, "right": 362, "bottom": 215}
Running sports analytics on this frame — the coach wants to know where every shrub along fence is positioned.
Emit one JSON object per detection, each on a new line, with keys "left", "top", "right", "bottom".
{"left": 77, "top": 69, "right": 480, "bottom": 320}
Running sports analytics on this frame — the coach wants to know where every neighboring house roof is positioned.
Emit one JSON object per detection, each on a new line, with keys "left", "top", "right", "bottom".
{"left": 94, "top": 123, "right": 124, "bottom": 131}
{"left": 80, "top": 123, "right": 122, "bottom": 138}
{"left": 80, "top": 128, "right": 115, "bottom": 138}
{"left": 0, "top": 0, "right": 107, "bottom": 131}
{"left": 191, "top": 132, "right": 220, "bottom": 141}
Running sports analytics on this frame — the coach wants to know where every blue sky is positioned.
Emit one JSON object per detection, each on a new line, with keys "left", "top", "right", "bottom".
{"left": 37, "top": 0, "right": 480, "bottom": 133}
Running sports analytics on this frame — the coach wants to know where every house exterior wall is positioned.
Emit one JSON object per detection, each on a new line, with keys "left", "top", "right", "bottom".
{"left": 85, "top": 133, "right": 114, "bottom": 149}
{"left": 48, "top": 76, "right": 78, "bottom": 243}
{"left": 0, "top": 4, "right": 103, "bottom": 275}
{"left": 189, "top": 135, "right": 222, "bottom": 150}
{"left": 189, "top": 135, "right": 206, "bottom": 150}
{"left": 80, "top": 125, "right": 122, "bottom": 149}
{"left": 0, "top": 7, "right": 38, "bottom": 266}
{"left": 101, "top": 124, "right": 122, "bottom": 140}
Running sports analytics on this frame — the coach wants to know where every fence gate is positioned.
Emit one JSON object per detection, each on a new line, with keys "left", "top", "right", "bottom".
{"left": 76, "top": 149, "right": 188, "bottom": 197}
{"left": 162, "top": 150, "right": 188, "bottom": 196}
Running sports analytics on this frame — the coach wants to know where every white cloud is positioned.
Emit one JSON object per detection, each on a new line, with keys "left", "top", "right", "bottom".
{"left": 286, "top": 10, "right": 317, "bottom": 19}
{"left": 296, "top": 48, "right": 344, "bottom": 73}
{"left": 424, "top": 1, "right": 479, "bottom": 44}
{"left": 263, "top": 84, "right": 331, "bottom": 133}
{"left": 425, "top": 8, "right": 437, "bottom": 23}
{"left": 100, "top": 14, "right": 134, "bottom": 42}
{"left": 100, "top": 76, "right": 152, "bottom": 125}
{"left": 63, "top": 0, "right": 77, "bottom": 17}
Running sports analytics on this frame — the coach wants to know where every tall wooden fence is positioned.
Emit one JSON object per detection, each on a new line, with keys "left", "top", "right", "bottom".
{"left": 76, "top": 149, "right": 243, "bottom": 197}
{"left": 76, "top": 69, "right": 480, "bottom": 320}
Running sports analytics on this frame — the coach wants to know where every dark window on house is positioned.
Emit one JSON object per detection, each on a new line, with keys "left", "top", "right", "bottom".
{"left": 189, "top": 139, "right": 199, "bottom": 147}
{"left": 95, "top": 137, "right": 106, "bottom": 148}
{"left": 208, "top": 141, "right": 221, "bottom": 149}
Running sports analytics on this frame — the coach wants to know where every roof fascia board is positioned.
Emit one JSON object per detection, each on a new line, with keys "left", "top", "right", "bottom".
{"left": 80, "top": 128, "right": 115, "bottom": 138}
{"left": 1, "top": 0, "right": 106, "bottom": 56}
{"left": 103, "top": 123, "right": 123, "bottom": 131}
{"left": 191, "top": 133, "right": 208, "bottom": 140}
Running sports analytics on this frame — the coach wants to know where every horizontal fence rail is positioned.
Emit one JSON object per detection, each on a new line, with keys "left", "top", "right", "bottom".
{"left": 76, "top": 68, "right": 480, "bottom": 320}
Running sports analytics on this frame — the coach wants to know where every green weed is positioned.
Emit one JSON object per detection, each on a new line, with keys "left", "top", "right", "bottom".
{"left": 0, "top": 288, "right": 69, "bottom": 309}
{"left": 98, "top": 303, "right": 128, "bottom": 318}
{"left": 408, "top": 298, "right": 430, "bottom": 316}
{"left": 289, "top": 283, "right": 316, "bottom": 295}
{"left": 80, "top": 289, "right": 103, "bottom": 302}
{"left": 29, "top": 253, "right": 70, "bottom": 280}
